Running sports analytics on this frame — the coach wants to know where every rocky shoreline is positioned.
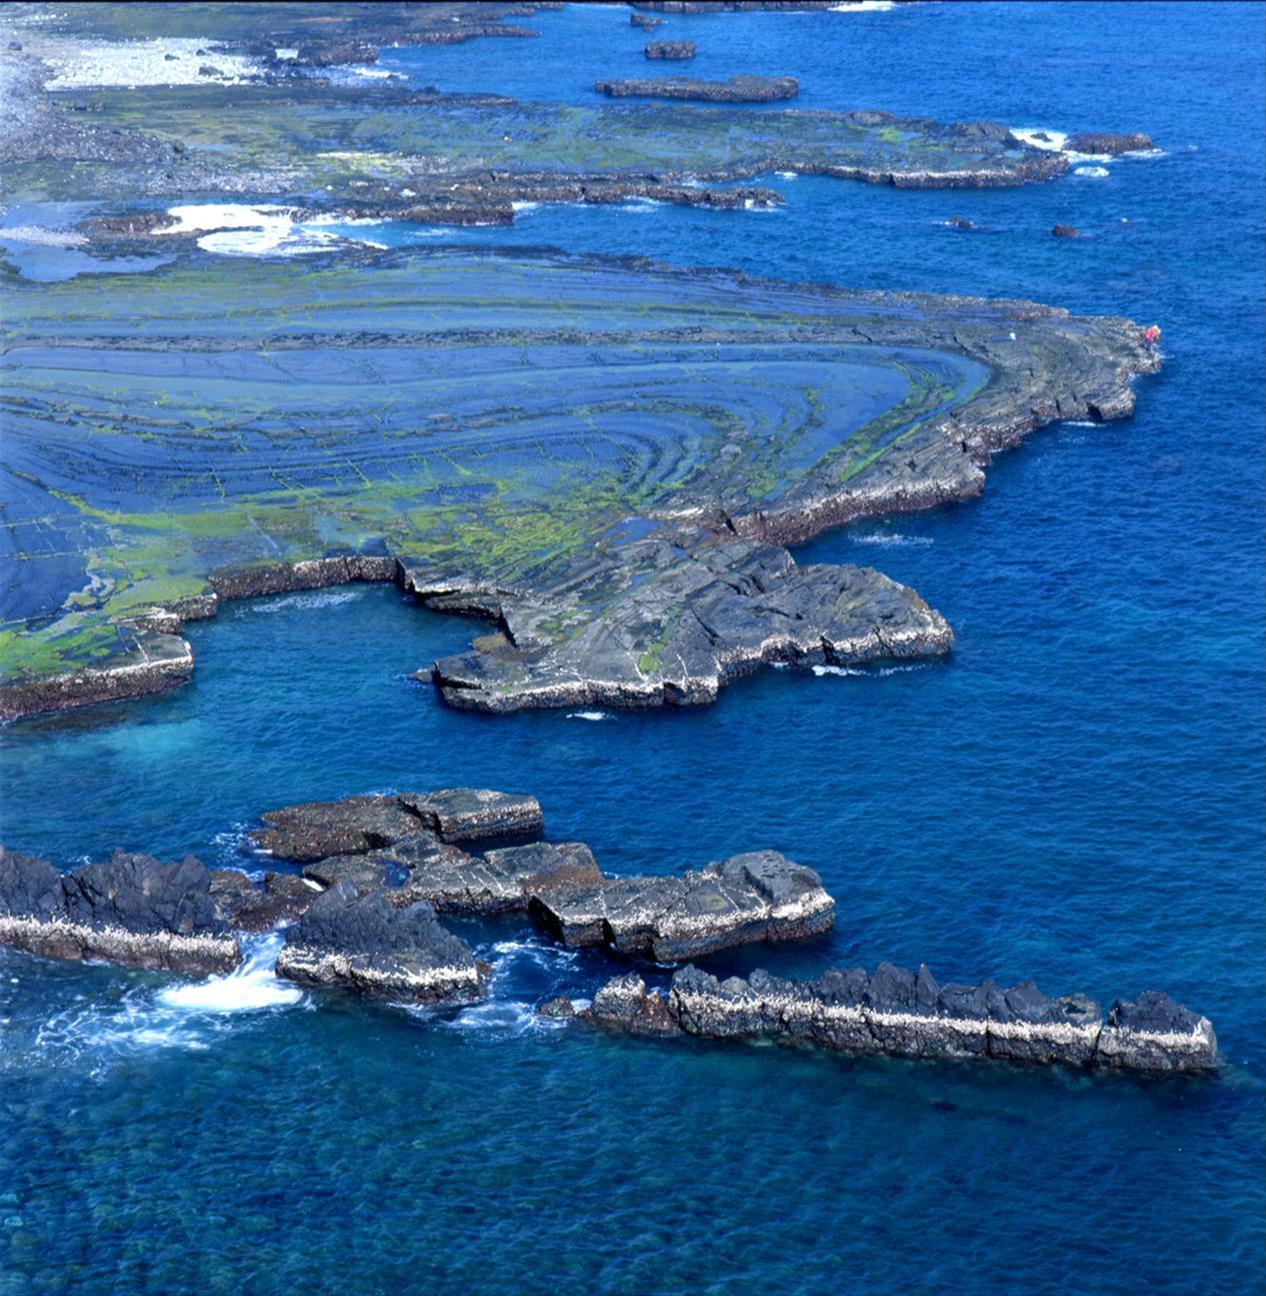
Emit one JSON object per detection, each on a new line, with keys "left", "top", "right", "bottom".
{"left": 0, "top": 790, "right": 1219, "bottom": 1078}
{"left": 0, "top": 252, "right": 1158, "bottom": 724}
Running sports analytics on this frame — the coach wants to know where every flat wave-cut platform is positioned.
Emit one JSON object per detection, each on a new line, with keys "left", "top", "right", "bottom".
{"left": 0, "top": 248, "right": 1157, "bottom": 720}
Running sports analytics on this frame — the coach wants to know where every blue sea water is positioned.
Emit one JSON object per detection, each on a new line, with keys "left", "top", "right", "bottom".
{"left": 1, "top": 3, "right": 1264, "bottom": 1293}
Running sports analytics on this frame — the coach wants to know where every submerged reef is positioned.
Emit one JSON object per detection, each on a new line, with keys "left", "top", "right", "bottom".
{"left": 0, "top": 249, "right": 1156, "bottom": 720}
{"left": 0, "top": 789, "right": 1218, "bottom": 1076}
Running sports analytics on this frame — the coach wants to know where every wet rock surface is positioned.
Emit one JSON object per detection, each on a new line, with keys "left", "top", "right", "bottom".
{"left": 596, "top": 75, "right": 799, "bottom": 102}
{"left": 0, "top": 846, "right": 241, "bottom": 973}
{"left": 530, "top": 850, "right": 835, "bottom": 960}
{"left": 650, "top": 962, "right": 1218, "bottom": 1073}
{"left": 274, "top": 881, "right": 488, "bottom": 1003}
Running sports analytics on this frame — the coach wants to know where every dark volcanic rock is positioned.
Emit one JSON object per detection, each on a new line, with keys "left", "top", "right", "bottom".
{"left": 274, "top": 881, "right": 487, "bottom": 1002}
{"left": 392, "top": 839, "right": 601, "bottom": 913}
{"left": 530, "top": 850, "right": 835, "bottom": 960}
{"left": 1096, "top": 991, "right": 1218, "bottom": 1073}
{"left": 0, "top": 848, "right": 65, "bottom": 922}
{"left": 595, "top": 75, "right": 798, "bottom": 102}
{"left": 946, "top": 215, "right": 976, "bottom": 230}
{"left": 252, "top": 795, "right": 423, "bottom": 862}
{"left": 536, "top": 995, "right": 577, "bottom": 1019}
{"left": 645, "top": 40, "right": 696, "bottom": 59}
{"left": 254, "top": 788, "right": 543, "bottom": 861}
{"left": 662, "top": 963, "right": 1216, "bottom": 1074}
{"left": 0, "top": 847, "right": 240, "bottom": 973}
{"left": 399, "top": 788, "right": 544, "bottom": 843}
{"left": 1067, "top": 131, "right": 1153, "bottom": 156}
{"left": 582, "top": 974, "right": 682, "bottom": 1035}
{"left": 1052, "top": 224, "right": 1082, "bottom": 238}
{"left": 630, "top": 12, "right": 664, "bottom": 27}
{"left": 430, "top": 535, "right": 952, "bottom": 714}
{"left": 211, "top": 868, "right": 318, "bottom": 930}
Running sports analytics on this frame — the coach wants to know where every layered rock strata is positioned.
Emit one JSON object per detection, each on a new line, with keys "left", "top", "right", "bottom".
{"left": 253, "top": 794, "right": 833, "bottom": 959}
{"left": 251, "top": 789, "right": 544, "bottom": 861}
{"left": 572, "top": 962, "right": 1217, "bottom": 1074}
{"left": 531, "top": 850, "right": 835, "bottom": 960}
{"left": 0, "top": 846, "right": 241, "bottom": 974}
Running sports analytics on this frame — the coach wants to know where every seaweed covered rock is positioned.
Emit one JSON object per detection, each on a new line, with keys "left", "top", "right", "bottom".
{"left": 530, "top": 850, "right": 834, "bottom": 960}
{"left": 0, "top": 847, "right": 240, "bottom": 973}
{"left": 275, "top": 881, "right": 487, "bottom": 1003}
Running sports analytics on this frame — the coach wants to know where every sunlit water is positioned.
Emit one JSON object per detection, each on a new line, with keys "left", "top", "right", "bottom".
{"left": 1, "top": 3, "right": 1263, "bottom": 1293}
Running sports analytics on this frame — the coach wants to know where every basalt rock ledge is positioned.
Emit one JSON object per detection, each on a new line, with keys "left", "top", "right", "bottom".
{"left": 575, "top": 962, "right": 1218, "bottom": 1075}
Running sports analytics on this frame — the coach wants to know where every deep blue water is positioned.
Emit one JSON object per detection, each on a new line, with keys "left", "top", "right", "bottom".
{"left": 2, "top": 4, "right": 1264, "bottom": 1293}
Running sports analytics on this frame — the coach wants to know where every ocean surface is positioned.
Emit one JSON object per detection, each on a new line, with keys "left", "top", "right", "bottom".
{"left": 2, "top": 3, "right": 1264, "bottom": 1293}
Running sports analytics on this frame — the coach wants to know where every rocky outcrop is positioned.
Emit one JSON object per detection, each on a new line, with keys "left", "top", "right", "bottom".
{"left": 1096, "top": 992, "right": 1219, "bottom": 1072}
{"left": 643, "top": 963, "right": 1218, "bottom": 1074}
{"left": 1067, "top": 131, "right": 1152, "bottom": 156}
{"left": 274, "top": 881, "right": 488, "bottom": 1003}
{"left": 645, "top": 40, "right": 696, "bottom": 59}
{"left": 251, "top": 789, "right": 543, "bottom": 861}
{"left": 630, "top": 12, "right": 664, "bottom": 27}
{"left": 0, "top": 847, "right": 241, "bottom": 974}
{"left": 530, "top": 850, "right": 834, "bottom": 960}
{"left": 1052, "top": 224, "right": 1082, "bottom": 238}
{"left": 580, "top": 974, "right": 682, "bottom": 1035}
{"left": 0, "top": 631, "right": 194, "bottom": 725}
{"left": 595, "top": 75, "right": 799, "bottom": 102}
{"left": 390, "top": 839, "right": 603, "bottom": 913}
{"left": 430, "top": 537, "right": 953, "bottom": 714}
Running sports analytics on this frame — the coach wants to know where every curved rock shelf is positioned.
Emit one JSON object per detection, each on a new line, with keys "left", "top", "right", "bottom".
{"left": 0, "top": 250, "right": 1156, "bottom": 720}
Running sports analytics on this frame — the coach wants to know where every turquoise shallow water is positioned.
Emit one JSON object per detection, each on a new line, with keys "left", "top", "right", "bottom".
{"left": 1, "top": 3, "right": 1264, "bottom": 1293}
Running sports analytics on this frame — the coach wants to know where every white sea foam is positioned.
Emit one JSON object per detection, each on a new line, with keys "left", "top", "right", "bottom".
{"left": 829, "top": 1, "right": 897, "bottom": 11}
{"left": 157, "top": 935, "right": 302, "bottom": 1013}
{"left": 248, "top": 588, "right": 363, "bottom": 614}
{"left": 849, "top": 532, "right": 934, "bottom": 547}
{"left": 1073, "top": 166, "right": 1110, "bottom": 178}
{"left": 567, "top": 710, "right": 611, "bottom": 721}
{"left": 774, "top": 171, "right": 798, "bottom": 180}
{"left": 812, "top": 664, "right": 865, "bottom": 678}
{"left": 42, "top": 38, "right": 262, "bottom": 89}
{"left": 29, "top": 935, "right": 303, "bottom": 1066}
{"left": 1009, "top": 127, "right": 1069, "bottom": 152}
{"left": 1123, "top": 147, "right": 1167, "bottom": 160}
{"left": 511, "top": 201, "right": 540, "bottom": 214}
{"left": 0, "top": 225, "right": 88, "bottom": 248}
{"left": 156, "top": 204, "right": 385, "bottom": 258}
